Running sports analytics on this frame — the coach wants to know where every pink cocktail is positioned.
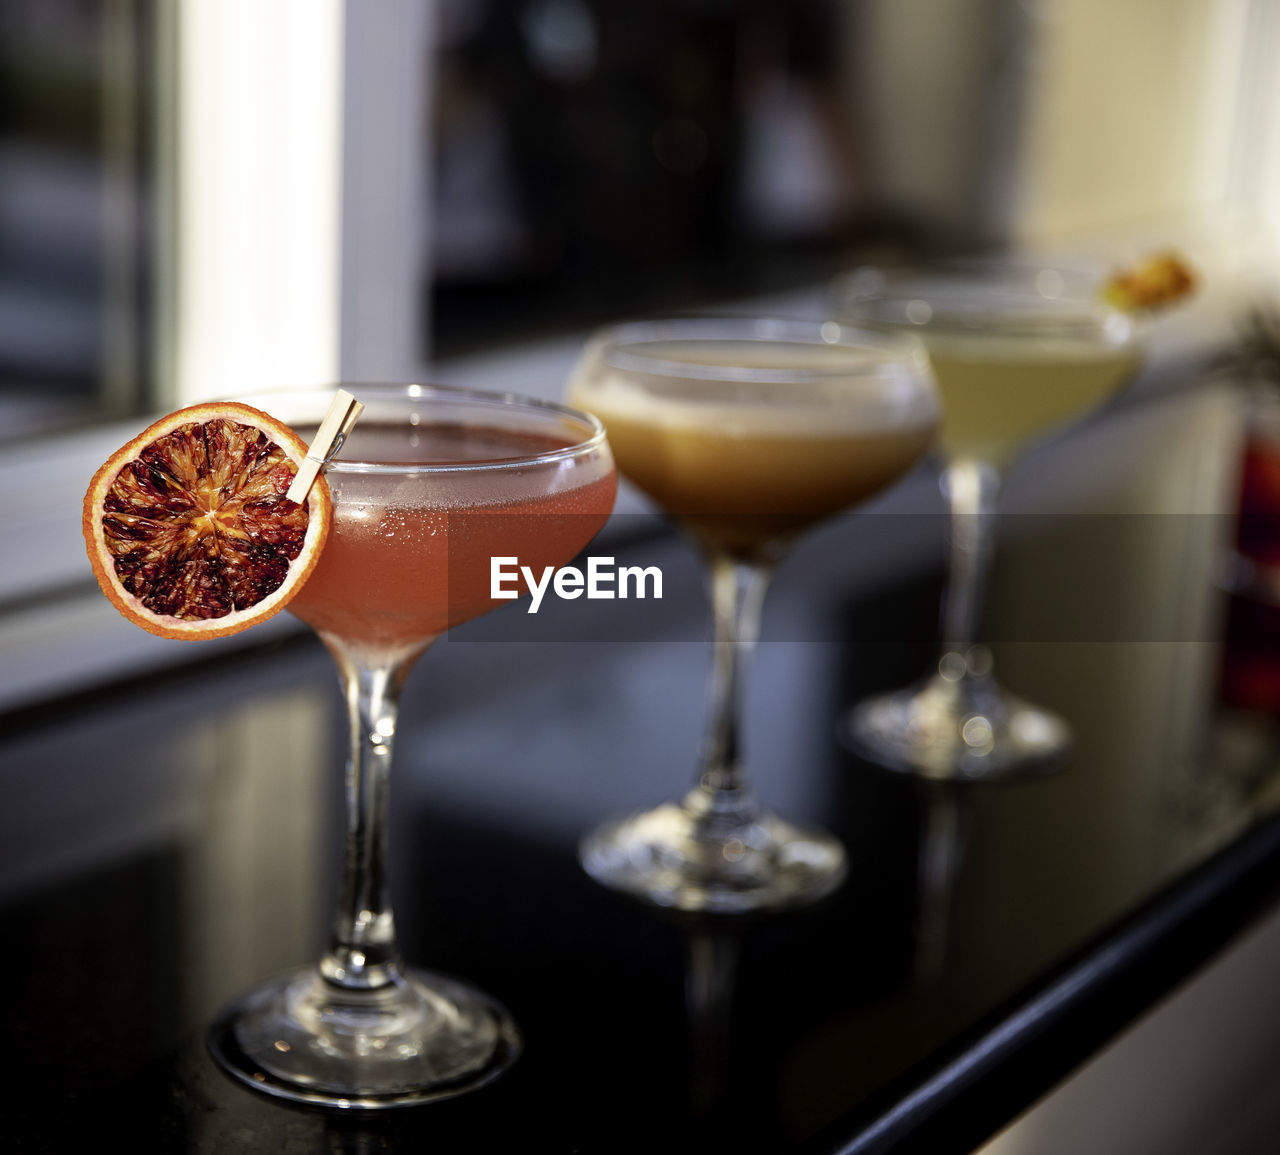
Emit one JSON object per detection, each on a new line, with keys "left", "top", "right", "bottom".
{"left": 208, "top": 385, "right": 616, "bottom": 1108}
{"left": 291, "top": 420, "right": 617, "bottom": 654}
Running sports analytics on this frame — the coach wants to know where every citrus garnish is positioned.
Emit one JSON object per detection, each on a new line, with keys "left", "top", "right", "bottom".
{"left": 1102, "top": 251, "right": 1197, "bottom": 313}
{"left": 82, "top": 401, "right": 332, "bottom": 640}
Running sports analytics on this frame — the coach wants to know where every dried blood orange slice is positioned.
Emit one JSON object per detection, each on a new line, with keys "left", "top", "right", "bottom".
{"left": 82, "top": 401, "right": 331, "bottom": 640}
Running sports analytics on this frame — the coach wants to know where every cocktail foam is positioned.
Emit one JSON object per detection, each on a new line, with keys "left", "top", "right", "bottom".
{"left": 572, "top": 354, "right": 938, "bottom": 437}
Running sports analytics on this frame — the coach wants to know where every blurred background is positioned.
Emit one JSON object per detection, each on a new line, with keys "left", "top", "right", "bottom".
{"left": 3, "top": 0, "right": 1278, "bottom": 439}
{"left": 7, "top": 0, "right": 1280, "bottom": 664}
{"left": 6, "top": 4, "right": 1280, "bottom": 1151}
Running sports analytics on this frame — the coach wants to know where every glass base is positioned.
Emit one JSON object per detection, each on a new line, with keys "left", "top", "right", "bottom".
{"left": 580, "top": 788, "right": 847, "bottom": 914}
{"left": 207, "top": 965, "right": 520, "bottom": 1109}
{"left": 845, "top": 659, "right": 1071, "bottom": 782}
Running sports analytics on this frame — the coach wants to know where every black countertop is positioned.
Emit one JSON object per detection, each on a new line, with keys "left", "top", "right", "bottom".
{"left": 5, "top": 385, "right": 1280, "bottom": 1153}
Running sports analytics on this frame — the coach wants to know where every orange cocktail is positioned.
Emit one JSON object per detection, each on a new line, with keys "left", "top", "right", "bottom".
{"left": 567, "top": 319, "right": 939, "bottom": 913}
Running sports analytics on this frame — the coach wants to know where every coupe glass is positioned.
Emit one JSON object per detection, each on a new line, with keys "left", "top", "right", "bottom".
{"left": 569, "top": 318, "right": 941, "bottom": 912}
{"left": 835, "top": 263, "right": 1143, "bottom": 779}
{"left": 207, "top": 384, "right": 616, "bottom": 1107}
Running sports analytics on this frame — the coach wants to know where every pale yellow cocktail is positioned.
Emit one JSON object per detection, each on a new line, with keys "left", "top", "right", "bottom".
{"left": 927, "top": 334, "right": 1141, "bottom": 466}
{"left": 835, "top": 264, "right": 1145, "bottom": 780}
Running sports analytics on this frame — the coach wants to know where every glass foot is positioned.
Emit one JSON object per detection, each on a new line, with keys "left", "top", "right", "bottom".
{"left": 580, "top": 787, "right": 846, "bottom": 914}
{"left": 845, "top": 653, "right": 1071, "bottom": 781}
{"left": 207, "top": 965, "right": 520, "bottom": 1109}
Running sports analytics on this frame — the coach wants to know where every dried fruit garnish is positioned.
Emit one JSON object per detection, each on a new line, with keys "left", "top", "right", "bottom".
{"left": 82, "top": 401, "right": 331, "bottom": 639}
{"left": 1102, "top": 251, "right": 1198, "bottom": 313}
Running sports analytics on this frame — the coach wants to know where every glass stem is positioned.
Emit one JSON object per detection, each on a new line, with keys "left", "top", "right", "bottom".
{"left": 693, "top": 555, "right": 772, "bottom": 809}
{"left": 320, "top": 645, "right": 415, "bottom": 991}
{"left": 939, "top": 458, "right": 1002, "bottom": 659}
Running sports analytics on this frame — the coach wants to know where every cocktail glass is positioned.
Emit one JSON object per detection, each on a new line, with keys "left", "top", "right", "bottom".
{"left": 834, "top": 263, "right": 1143, "bottom": 780}
{"left": 207, "top": 384, "right": 616, "bottom": 1107}
{"left": 569, "top": 318, "right": 941, "bottom": 912}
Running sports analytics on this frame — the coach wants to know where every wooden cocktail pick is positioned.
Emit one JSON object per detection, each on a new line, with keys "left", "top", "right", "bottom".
{"left": 286, "top": 389, "right": 365, "bottom": 504}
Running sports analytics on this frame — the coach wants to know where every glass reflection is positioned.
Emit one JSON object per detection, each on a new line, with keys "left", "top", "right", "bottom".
{"left": 912, "top": 781, "right": 972, "bottom": 982}
{"left": 685, "top": 922, "right": 741, "bottom": 1119}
